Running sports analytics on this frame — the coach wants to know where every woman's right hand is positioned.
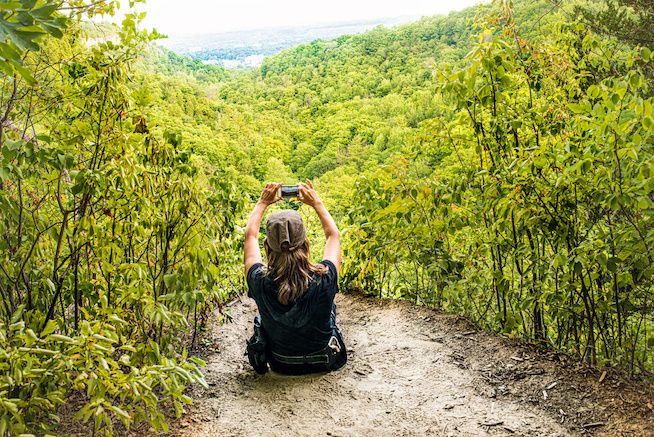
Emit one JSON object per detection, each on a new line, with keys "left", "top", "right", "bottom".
{"left": 298, "top": 179, "right": 322, "bottom": 207}
{"left": 258, "top": 182, "right": 282, "bottom": 206}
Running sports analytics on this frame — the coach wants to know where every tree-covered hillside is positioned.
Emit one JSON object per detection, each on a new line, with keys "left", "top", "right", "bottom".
{"left": 159, "top": 0, "right": 654, "bottom": 379}
{"left": 142, "top": 1, "right": 557, "bottom": 196}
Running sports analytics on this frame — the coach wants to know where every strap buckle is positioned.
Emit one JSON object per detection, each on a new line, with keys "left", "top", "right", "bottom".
{"left": 328, "top": 336, "right": 341, "bottom": 353}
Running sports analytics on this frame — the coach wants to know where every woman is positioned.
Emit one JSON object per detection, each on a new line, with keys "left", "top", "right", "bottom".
{"left": 243, "top": 180, "right": 347, "bottom": 375}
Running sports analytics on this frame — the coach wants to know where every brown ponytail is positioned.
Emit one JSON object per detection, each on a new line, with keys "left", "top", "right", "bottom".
{"left": 264, "top": 238, "right": 327, "bottom": 305}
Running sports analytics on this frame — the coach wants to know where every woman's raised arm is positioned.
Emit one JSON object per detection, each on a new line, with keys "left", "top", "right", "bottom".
{"left": 244, "top": 183, "right": 281, "bottom": 276}
{"left": 298, "top": 180, "right": 341, "bottom": 273}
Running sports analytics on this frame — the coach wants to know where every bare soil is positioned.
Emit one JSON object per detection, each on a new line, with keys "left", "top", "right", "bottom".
{"left": 171, "top": 292, "right": 654, "bottom": 437}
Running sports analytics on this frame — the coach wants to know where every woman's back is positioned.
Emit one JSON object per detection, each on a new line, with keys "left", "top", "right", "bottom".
{"left": 246, "top": 259, "right": 339, "bottom": 356}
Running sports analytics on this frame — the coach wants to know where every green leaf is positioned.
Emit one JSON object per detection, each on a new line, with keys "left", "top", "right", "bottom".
{"left": 630, "top": 74, "right": 641, "bottom": 88}
{"left": 109, "top": 405, "right": 131, "bottom": 423}
{"left": 46, "top": 278, "right": 56, "bottom": 292}
{"left": 189, "top": 356, "right": 206, "bottom": 367}
{"left": 41, "top": 320, "right": 58, "bottom": 337}
{"left": 163, "top": 274, "right": 176, "bottom": 288}
{"left": 607, "top": 257, "right": 618, "bottom": 273}
{"left": 0, "top": 42, "right": 21, "bottom": 60}
{"left": 587, "top": 85, "right": 598, "bottom": 98}
{"left": 11, "top": 305, "right": 25, "bottom": 324}
{"left": 638, "top": 197, "right": 650, "bottom": 209}
{"left": 47, "top": 334, "right": 74, "bottom": 343}
{"left": 31, "top": 4, "right": 58, "bottom": 19}
{"left": 13, "top": 63, "right": 35, "bottom": 84}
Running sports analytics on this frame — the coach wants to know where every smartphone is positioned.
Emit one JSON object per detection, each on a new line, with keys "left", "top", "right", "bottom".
{"left": 278, "top": 185, "right": 299, "bottom": 198}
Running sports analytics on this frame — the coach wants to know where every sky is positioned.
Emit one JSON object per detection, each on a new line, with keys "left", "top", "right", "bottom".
{"left": 136, "top": 0, "right": 484, "bottom": 35}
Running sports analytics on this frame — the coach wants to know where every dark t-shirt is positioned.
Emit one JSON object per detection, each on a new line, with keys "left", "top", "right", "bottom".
{"left": 246, "top": 260, "right": 339, "bottom": 356}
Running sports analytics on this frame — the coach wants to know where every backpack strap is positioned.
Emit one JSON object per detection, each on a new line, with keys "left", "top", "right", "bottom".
{"left": 245, "top": 315, "right": 269, "bottom": 374}
{"left": 269, "top": 335, "right": 341, "bottom": 366}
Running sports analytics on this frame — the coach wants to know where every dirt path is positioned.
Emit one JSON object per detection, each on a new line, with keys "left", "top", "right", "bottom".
{"left": 174, "top": 293, "right": 653, "bottom": 437}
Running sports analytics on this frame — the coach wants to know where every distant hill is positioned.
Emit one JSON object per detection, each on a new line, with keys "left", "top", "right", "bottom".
{"left": 156, "top": 16, "right": 419, "bottom": 68}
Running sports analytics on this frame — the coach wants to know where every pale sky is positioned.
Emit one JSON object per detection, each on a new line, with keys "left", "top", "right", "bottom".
{"left": 136, "top": 0, "right": 483, "bottom": 35}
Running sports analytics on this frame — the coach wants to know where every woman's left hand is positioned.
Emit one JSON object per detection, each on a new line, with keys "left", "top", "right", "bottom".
{"left": 259, "top": 182, "right": 282, "bottom": 206}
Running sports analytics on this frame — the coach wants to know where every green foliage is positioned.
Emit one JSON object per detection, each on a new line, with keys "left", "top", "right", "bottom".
{"left": 344, "top": 4, "right": 654, "bottom": 374}
{"left": 0, "top": 1, "right": 153, "bottom": 84}
{"left": 0, "top": 3, "right": 244, "bottom": 435}
{"left": 0, "top": 0, "right": 68, "bottom": 83}
{"left": 574, "top": 0, "right": 654, "bottom": 49}
{"left": 3, "top": 0, "right": 654, "bottom": 433}
{"left": 138, "top": 44, "right": 230, "bottom": 83}
{"left": 341, "top": 157, "right": 462, "bottom": 303}
{"left": 152, "top": 0, "right": 652, "bottom": 375}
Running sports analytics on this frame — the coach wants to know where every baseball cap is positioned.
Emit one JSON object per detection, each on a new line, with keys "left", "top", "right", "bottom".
{"left": 265, "top": 210, "right": 307, "bottom": 252}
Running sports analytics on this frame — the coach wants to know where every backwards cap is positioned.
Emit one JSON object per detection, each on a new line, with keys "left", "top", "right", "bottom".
{"left": 265, "top": 210, "right": 307, "bottom": 252}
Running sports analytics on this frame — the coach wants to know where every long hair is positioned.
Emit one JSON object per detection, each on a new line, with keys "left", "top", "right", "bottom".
{"left": 264, "top": 238, "right": 328, "bottom": 305}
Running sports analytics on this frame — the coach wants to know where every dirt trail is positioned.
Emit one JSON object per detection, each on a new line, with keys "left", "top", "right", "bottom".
{"left": 174, "top": 293, "right": 653, "bottom": 437}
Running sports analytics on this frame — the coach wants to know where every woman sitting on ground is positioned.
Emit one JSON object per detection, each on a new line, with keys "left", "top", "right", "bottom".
{"left": 243, "top": 180, "right": 347, "bottom": 375}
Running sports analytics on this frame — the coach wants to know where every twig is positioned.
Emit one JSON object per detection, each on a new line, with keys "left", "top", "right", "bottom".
{"left": 582, "top": 422, "right": 605, "bottom": 429}
{"left": 480, "top": 421, "right": 504, "bottom": 427}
